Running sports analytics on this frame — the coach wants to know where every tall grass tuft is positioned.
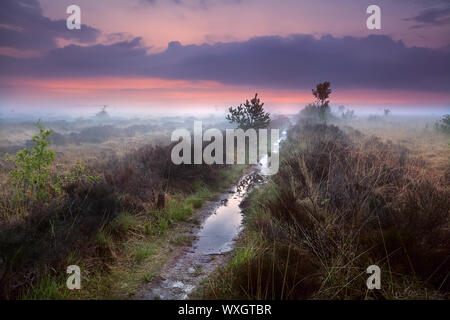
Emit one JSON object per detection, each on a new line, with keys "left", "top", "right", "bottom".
{"left": 202, "top": 123, "right": 449, "bottom": 300}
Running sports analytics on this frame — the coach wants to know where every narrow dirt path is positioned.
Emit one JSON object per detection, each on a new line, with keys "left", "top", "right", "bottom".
{"left": 135, "top": 130, "right": 286, "bottom": 300}
{"left": 135, "top": 171, "right": 263, "bottom": 300}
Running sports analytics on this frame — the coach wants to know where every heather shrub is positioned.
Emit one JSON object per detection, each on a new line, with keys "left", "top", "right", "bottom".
{"left": 434, "top": 114, "right": 450, "bottom": 134}
{"left": 0, "top": 174, "right": 120, "bottom": 299}
{"left": 203, "top": 122, "right": 449, "bottom": 299}
{"left": 5, "top": 121, "right": 55, "bottom": 202}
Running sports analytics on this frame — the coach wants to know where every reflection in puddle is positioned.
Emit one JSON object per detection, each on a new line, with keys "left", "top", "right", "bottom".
{"left": 196, "top": 130, "right": 286, "bottom": 254}
{"left": 195, "top": 172, "right": 261, "bottom": 254}
{"left": 139, "top": 131, "right": 287, "bottom": 299}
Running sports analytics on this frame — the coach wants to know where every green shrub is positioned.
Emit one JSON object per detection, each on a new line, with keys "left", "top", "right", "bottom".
{"left": 165, "top": 199, "right": 193, "bottom": 221}
{"left": 202, "top": 123, "right": 449, "bottom": 300}
{"left": 55, "top": 162, "right": 99, "bottom": 194}
{"left": 186, "top": 196, "right": 204, "bottom": 209}
{"left": 109, "top": 212, "right": 136, "bottom": 236}
{"left": 96, "top": 231, "right": 113, "bottom": 249}
{"left": 6, "top": 121, "right": 55, "bottom": 201}
{"left": 157, "top": 217, "right": 169, "bottom": 234}
{"left": 434, "top": 114, "right": 450, "bottom": 134}
{"left": 21, "top": 273, "right": 70, "bottom": 300}
{"left": 133, "top": 243, "right": 156, "bottom": 262}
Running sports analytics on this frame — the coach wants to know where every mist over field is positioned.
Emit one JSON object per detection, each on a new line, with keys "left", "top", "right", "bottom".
{"left": 1, "top": 0, "right": 449, "bottom": 303}
{"left": 1, "top": 98, "right": 449, "bottom": 300}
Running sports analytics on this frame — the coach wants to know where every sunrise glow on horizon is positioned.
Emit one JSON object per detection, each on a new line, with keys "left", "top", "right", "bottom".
{"left": 1, "top": 0, "right": 449, "bottom": 116}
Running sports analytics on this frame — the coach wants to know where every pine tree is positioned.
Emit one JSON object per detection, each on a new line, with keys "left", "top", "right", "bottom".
{"left": 312, "top": 81, "right": 332, "bottom": 122}
{"left": 226, "top": 93, "right": 271, "bottom": 130}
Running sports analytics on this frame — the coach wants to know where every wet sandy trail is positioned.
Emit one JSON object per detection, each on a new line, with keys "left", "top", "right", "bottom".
{"left": 136, "top": 131, "right": 286, "bottom": 300}
{"left": 136, "top": 171, "right": 263, "bottom": 300}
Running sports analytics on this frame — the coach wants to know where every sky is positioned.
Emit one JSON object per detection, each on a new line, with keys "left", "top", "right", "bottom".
{"left": 1, "top": 0, "right": 450, "bottom": 116}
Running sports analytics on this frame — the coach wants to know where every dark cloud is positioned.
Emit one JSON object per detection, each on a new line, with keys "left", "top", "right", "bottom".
{"left": 1, "top": 34, "right": 449, "bottom": 93}
{"left": 0, "top": 0, "right": 100, "bottom": 51}
{"left": 405, "top": 5, "right": 450, "bottom": 28}
{"left": 149, "top": 35, "right": 450, "bottom": 92}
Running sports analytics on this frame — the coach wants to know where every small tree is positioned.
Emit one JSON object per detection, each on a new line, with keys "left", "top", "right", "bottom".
{"left": 6, "top": 121, "right": 55, "bottom": 201}
{"left": 312, "top": 81, "right": 332, "bottom": 122}
{"left": 226, "top": 93, "right": 270, "bottom": 130}
{"left": 434, "top": 114, "right": 450, "bottom": 134}
{"left": 384, "top": 108, "right": 391, "bottom": 117}
{"left": 96, "top": 105, "right": 109, "bottom": 119}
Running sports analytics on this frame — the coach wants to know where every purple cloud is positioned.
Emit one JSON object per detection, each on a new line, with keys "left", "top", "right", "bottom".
{"left": 0, "top": 0, "right": 100, "bottom": 51}
{"left": 405, "top": 6, "right": 450, "bottom": 28}
{"left": 2, "top": 34, "right": 449, "bottom": 93}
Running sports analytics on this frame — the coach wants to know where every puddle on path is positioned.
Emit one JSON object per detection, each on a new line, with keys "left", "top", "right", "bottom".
{"left": 137, "top": 131, "right": 287, "bottom": 300}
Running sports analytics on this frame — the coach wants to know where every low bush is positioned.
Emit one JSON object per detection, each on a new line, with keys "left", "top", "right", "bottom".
{"left": 0, "top": 176, "right": 121, "bottom": 299}
{"left": 0, "top": 121, "right": 244, "bottom": 299}
{"left": 202, "top": 123, "right": 449, "bottom": 299}
{"left": 434, "top": 114, "right": 450, "bottom": 134}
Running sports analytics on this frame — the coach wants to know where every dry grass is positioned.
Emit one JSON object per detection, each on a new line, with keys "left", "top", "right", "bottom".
{"left": 200, "top": 121, "right": 449, "bottom": 300}
{"left": 350, "top": 115, "right": 449, "bottom": 175}
{"left": 0, "top": 118, "right": 247, "bottom": 299}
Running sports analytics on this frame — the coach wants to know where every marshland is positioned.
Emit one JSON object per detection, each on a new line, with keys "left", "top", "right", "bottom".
{"left": 0, "top": 95, "right": 448, "bottom": 300}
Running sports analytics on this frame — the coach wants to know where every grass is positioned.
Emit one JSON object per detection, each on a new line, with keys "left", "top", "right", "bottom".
{"left": 230, "top": 234, "right": 260, "bottom": 268}
{"left": 192, "top": 264, "right": 204, "bottom": 277}
{"left": 165, "top": 198, "right": 194, "bottom": 221}
{"left": 186, "top": 197, "right": 203, "bottom": 209}
{"left": 170, "top": 234, "right": 193, "bottom": 246}
{"left": 133, "top": 242, "right": 157, "bottom": 262}
{"left": 199, "top": 122, "right": 449, "bottom": 300}
{"left": 109, "top": 212, "right": 136, "bottom": 235}
{"left": 96, "top": 230, "right": 114, "bottom": 249}
{"left": 0, "top": 116, "right": 254, "bottom": 300}
{"left": 2, "top": 164, "right": 247, "bottom": 300}
{"left": 21, "top": 273, "right": 72, "bottom": 300}
{"left": 185, "top": 187, "right": 214, "bottom": 209}
{"left": 142, "top": 271, "right": 156, "bottom": 282}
